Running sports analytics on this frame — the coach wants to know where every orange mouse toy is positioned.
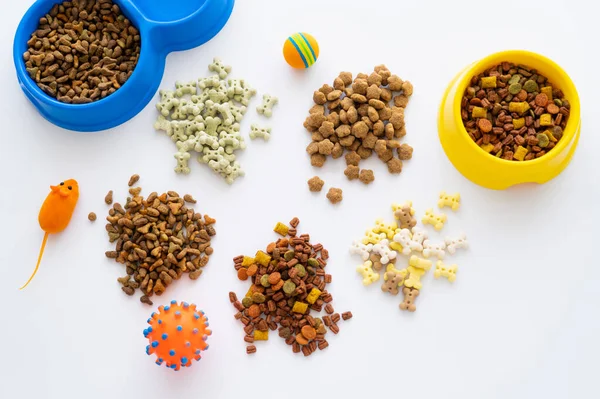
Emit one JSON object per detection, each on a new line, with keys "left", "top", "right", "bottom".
{"left": 20, "top": 179, "right": 79, "bottom": 289}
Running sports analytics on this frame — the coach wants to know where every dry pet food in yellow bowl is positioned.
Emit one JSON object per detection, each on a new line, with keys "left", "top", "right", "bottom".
{"left": 438, "top": 50, "right": 580, "bottom": 190}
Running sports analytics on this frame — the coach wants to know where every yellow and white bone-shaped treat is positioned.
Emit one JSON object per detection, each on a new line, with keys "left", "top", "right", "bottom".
{"left": 438, "top": 191, "right": 460, "bottom": 211}
{"left": 393, "top": 228, "right": 425, "bottom": 255}
{"left": 362, "top": 230, "right": 387, "bottom": 245}
{"left": 434, "top": 261, "right": 457, "bottom": 282}
{"left": 372, "top": 218, "right": 398, "bottom": 240}
{"left": 404, "top": 255, "right": 432, "bottom": 290}
{"left": 371, "top": 239, "right": 397, "bottom": 265}
{"left": 422, "top": 240, "right": 446, "bottom": 260}
{"left": 349, "top": 240, "right": 373, "bottom": 261}
{"left": 409, "top": 255, "right": 432, "bottom": 271}
{"left": 445, "top": 233, "right": 469, "bottom": 254}
{"left": 422, "top": 208, "right": 447, "bottom": 231}
{"left": 391, "top": 200, "right": 414, "bottom": 214}
{"left": 356, "top": 260, "right": 380, "bottom": 286}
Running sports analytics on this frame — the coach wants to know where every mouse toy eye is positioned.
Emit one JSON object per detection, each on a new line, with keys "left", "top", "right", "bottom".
{"left": 67, "top": 186, "right": 72, "bottom": 190}
{"left": 60, "top": 182, "right": 64, "bottom": 185}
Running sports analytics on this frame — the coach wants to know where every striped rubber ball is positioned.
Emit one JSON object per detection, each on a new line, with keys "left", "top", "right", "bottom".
{"left": 283, "top": 32, "right": 320, "bottom": 69}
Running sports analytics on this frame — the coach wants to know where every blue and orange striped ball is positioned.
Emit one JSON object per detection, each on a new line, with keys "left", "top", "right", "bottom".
{"left": 283, "top": 32, "right": 320, "bottom": 69}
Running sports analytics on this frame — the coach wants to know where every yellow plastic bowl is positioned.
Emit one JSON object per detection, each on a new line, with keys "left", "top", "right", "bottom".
{"left": 438, "top": 50, "right": 581, "bottom": 190}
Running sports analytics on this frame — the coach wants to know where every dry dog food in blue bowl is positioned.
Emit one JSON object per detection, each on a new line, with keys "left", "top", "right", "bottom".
{"left": 13, "top": 0, "right": 234, "bottom": 132}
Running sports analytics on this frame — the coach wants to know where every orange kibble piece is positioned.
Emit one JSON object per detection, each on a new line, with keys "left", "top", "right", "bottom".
{"left": 237, "top": 268, "right": 248, "bottom": 281}
{"left": 516, "top": 90, "right": 528, "bottom": 101}
{"left": 272, "top": 279, "right": 284, "bottom": 291}
{"left": 535, "top": 93, "right": 549, "bottom": 107}
{"left": 248, "top": 304, "right": 261, "bottom": 318}
{"left": 268, "top": 272, "right": 281, "bottom": 285}
{"left": 266, "top": 242, "right": 276, "bottom": 253}
{"left": 247, "top": 264, "right": 258, "bottom": 276}
{"left": 477, "top": 118, "right": 492, "bottom": 133}
{"left": 296, "top": 333, "right": 309, "bottom": 345}
{"left": 547, "top": 103, "right": 559, "bottom": 114}
{"left": 301, "top": 325, "right": 317, "bottom": 340}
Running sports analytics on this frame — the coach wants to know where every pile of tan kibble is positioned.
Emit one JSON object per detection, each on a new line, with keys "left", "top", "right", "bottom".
{"left": 304, "top": 66, "right": 414, "bottom": 203}
{"left": 97, "top": 174, "right": 216, "bottom": 305}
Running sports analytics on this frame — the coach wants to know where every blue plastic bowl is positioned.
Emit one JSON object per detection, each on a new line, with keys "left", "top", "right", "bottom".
{"left": 13, "top": 0, "right": 234, "bottom": 132}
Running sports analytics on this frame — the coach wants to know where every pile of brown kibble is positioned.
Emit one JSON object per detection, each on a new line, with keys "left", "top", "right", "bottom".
{"left": 23, "top": 0, "right": 141, "bottom": 103}
{"left": 461, "top": 62, "right": 570, "bottom": 161}
{"left": 304, "top": 66, "right": 414, "bottom": 183}
{"left": 230, "top": 218, "right": 351, "bottom": 356}
{"left": 104, "top": 174, "right": 216, "bottom": 306}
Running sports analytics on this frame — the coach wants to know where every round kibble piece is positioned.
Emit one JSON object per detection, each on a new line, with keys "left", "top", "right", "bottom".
{"left": 248, "top": 305, "right": 261, "bottom": 318}
{"left": 237, "top": 268, "right": 248, "bottom": 280}
{"left": 535, "top": 93, "right": 549, "bottom": 107}
{"left": 537, "top": 133, "right": 550, "bottom": 148}
{"left": 283, "top": 280, "right": 296, "bottom": 294}
{"left": 296, "top": 333, "right": 309, "bottom": 346}
{"left": 268, "top": 272, "right": 281, "bottom": 285}
{"left": 88, "top": 212, "right": 97, "bottom": 222}
{"left": 247, "top": 264, "right": 258, "bottom": 276}
{"left": 477, "top": 119, "right": 492, "bottom": 133}
{"left": 301, "top": 325, "right": 317, "bottom": 340}
{"left": 547, "top": 103, "right": 560, "bottom": 114}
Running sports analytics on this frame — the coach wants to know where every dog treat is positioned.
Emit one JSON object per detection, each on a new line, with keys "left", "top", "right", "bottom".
{"left": 359, "top": 169, "right": 375, "bottom": 184}
{"left": 399, "top": 287, "right": 419, "bottom": 312}
{"left": 356, "top": 260, "right": 380, "bottom": 285}
{"left": 349, "top": 240, "right": 373, "bottom": 261}
{"left": 303, "top": 66, "right": 414, "bottom": 183}
{"left": 105, "top": 190, "right": 114, "bottom": 205}
{"left": 362, "top": 230, "right": 386, "bottom": 245}
{"left": 445, "top": 234, "right": 469, "bottom": 254}
{"left": 231, "top": 219, "right": 350, "bottom": 356}
{"left": 307, "top": 176, "right": 325, "bottom": 192}
{"left": 438, "top": 191, "right": 460, "bottom": 211}
{"left": 393, "top": 228, "right": 427, "bottom": 255}
{"left": 154, "top": 58, "right": 263, "bottom": 184}
{"left": 392, "top": 201, "right": 416, "bottom": 229}
{"left": 22, "top": 0, "right": 141, "bottom": 104}
{"left": 249, "top": 124, "right": 271, "bottom": 141}
{"left": 256, "top": 94, "right": 278, "bottom": 117}
{"left": 88, "top": 212, "right": 97, "bottom": 222}
{"left": 128, "top": 174, "right": 140, "bottom": 187}
{"left": 409, "top": 255, "right": 432, "bottom": 271}
{"left": 381, "top": 270, "right": 405, "bottom": 295}
{"left": 434, "top": 261, "right": 457, "bottom": 282}
{"left": 373, "top": 219, "right": 398, "bottom": 239}
{"left": 422, "top": 240, "right": 446, "bottom": 259}
{"left": 104, "top": 176, "right": 216, "bottom": 304}
{"left": 326, "top": 188, "right": 343, "bottom": 204}
{"left": 371, "top": 239, "right": 397, "bottom": 265}
{"left": 422, "top": 208, "right": 447, "bottom": 231}
{"left": 461, "top": 62, "right": 570, "bottom": 161}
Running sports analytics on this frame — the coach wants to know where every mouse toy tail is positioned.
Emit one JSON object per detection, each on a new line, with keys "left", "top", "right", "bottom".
{"left": 19, "top": 232, "right": 49, "bottom": 290}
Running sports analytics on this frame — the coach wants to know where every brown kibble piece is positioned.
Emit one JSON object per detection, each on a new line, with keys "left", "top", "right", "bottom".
{"left": 352, "top": 121, "right": 369, "bottom": 138}
{"left": 387, "top": 158, "right": 403, "bottom": 174}
{"left": 326, "top": 188, "right": 343, "bottom": 204}
{"left": 345, "top": 151, "right": 361, "bottom": 166}
{"left": 342, "top": 311, "right": 353, "bottom": 321}
{"left": 398, "top": 144, "right": 413, "bottom": 160}
{"left": 344, "top": 165, "right": 360, "bottom": 180}
{"left": 317, "top": 139, "right": 334, "bottom": 155}
{"left": 307, "top": 176, "right": 325, "bottom": 192}
{"left": 246, "top": 345, "right": 257, "bottom": 354}
{"left": 359, "top": 169, "right": 375, "bottom": 184}
{"left": 104, "top": 190, "right": 113, "bottom": 205}
{"left": 331, "top": 143, "right": 343, "bottom": 159}
{"left": 402, "top": 81, "right": 414, "bottom": 96}
{"left": 128, "top": 174, "right": 140, "bottom": 187}
{"left": 311, "top": 154, "right": 326, "bottom": 167}
{"left": 394, "top": 95, "right": 409, "bottom": 108}
{"left": 339, "top": 71, "right": 352, "bottom": 86}
{"left": 88, "top": 212, "right": 97, "bottom": 222}
{"left": 183, "top": 194, "right": 197, "bottom": 204}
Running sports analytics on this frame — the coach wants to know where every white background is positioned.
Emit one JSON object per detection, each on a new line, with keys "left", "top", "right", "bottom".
{"left": 1, "top": 0, "right": 598, "bottom": 398}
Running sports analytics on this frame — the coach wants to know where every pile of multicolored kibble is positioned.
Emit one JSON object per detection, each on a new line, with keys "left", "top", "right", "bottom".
{"left": 350, "top": 192, "right": 468, "bottom": 311}
{"left": 230, "top": 218, "right": 351, "bottom": 356}
{"left": 154, "top": 57, "right": 278, "bottom": 183}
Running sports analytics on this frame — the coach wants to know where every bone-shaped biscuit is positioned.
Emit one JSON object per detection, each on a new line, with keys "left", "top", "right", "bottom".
{"left": 381, "top": 271, "right": 403, "bottom": 295}
{"left": 438, "top": 191, "right": 460, "bottom": 211}
{"left": 400, "top": 287, "right": 419, "bottom": 312}
{"left": 434, "top": 261, "right": 457, "bottom": 282}
{"left": 408, "top": 255, "right": 432, "bottom": 271}
{"left": 385, "top": 264, "right": 408, "bottom": 281}
{"left": 175, "top": 80, "right": 197, "bottom": 97}
{"left": 227, "top": 79, "right": 245, "bottom": 98}
{"left": 198, "top": 75, "right": 221, "bottom": 90}
{"left": 256, "top": 94, "right": 278, "bottom": 117}
{"left": 156, "top": 90, "right": 180, "bottom": 116}
{"left": 373, "top": 218, "right": 398, "bottom": 239}
{"left": 404, "top": 266, "right": 425, "bottom": 290}
{"left": 356, "top": 260, "right": 380, "bottom": 286}
{"left": 393, "top": 228, "right": 423, "bottom": 255}
{"left": 208, "top": 57, "right": 232, "bottom": 79}
{"left": 393, "top": 203, "right": 417, "bottom": 229}
{"left": 349, "top": 240, "right": 373, "bottom": 261}
{"left": 422, "top": 240, "right": 446, "bottom": 260}
{"left": 422, "top": 208, "right": 447, "bottom": 231}
{"left": 371, "top": 239, "right": 397, "bottom": 265}
{"left": 249, "top": 124, "right": 271, "bottom": 141}
{"left": 362, "top": 230, "right": 387, "bottom": 245}
{"left": 445, "top": 233, "right": 468, "bottom": 254}
{"left": 174, "top": 151, "right": 191, "bottom": 174}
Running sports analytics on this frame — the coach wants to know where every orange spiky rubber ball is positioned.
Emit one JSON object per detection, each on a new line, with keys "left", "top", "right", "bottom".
{"left": 144, "top": 300, "right": 212, "bottom": 371}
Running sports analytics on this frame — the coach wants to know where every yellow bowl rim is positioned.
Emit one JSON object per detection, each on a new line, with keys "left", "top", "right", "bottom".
{"left": 452, "top": 50, "right": 581, "bottom": 167}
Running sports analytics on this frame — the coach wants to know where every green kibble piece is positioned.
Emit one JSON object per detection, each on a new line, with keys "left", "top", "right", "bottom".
{"left": 295, "top": 264, "right": 307, "bottom": 277}
{"left": 552, "top": 126, "right": 563, "bottom": 140}
{"left": 260, "top": 274, "right": 271, "bottom": 287}
{"left": 537, "top": 133, "right": 550, "bottom": 148}
{"left": 307, "top": 258, "right": 319, "bottom": 267}
{"left": 553, "top": 99, "right": 563, "bottom": 107}
{"left": 508, "top": 83, "right": 522, "bottom": 95}
{"left": 523, "top": 80, "right": 539, "bottom": 93}
{"left": 283, "top": 280, "right": 296, "bottom": 295}
{"left": 284, "top": 250, "right": 295, "bottom": 261}
{"left": 562, "top": 99, "right": 570, "bottom": 109}
{"left": 242, "top": 297, "right": 254, "bottom": 308}
{"left": 505, "top": 94, "right": 513, "bottom": 102}
{"left": 252, "top": 292, "right": 266, "bottom": 304}
{"left": 508, "top": 74, "right": 521, "bottom": 85}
